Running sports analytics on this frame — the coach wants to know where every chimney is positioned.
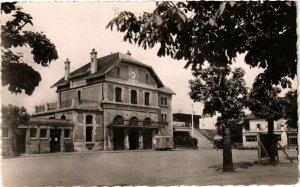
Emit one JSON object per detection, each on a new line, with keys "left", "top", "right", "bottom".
{"left": 126, "top": 50, "right": 131, "bottom": 56}
{"left": 90, "top": 48, "right": 98, "bottom": 74}
{"left": 64, "top": 58, "right": 70, "bottom": 80}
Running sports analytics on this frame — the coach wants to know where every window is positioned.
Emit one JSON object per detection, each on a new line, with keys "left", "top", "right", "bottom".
{"left": 276, "top": 135, "right": 281, "bottom": 142}
{"left": 114, "top": 116, "right": 124, "bottom": 126}
{"left": 256, "top": 124, "right": 261, "bottom": 130}
{"left": 145, "top": 92, "right": 150, "bottom": 106}
{"left": 117, "top": 67, "right": 120, "bottom": 76}
{"left": 244, "top": 123, "right": 250, "bottom": 131}
{"left": 2, "top": 128, "right": 8, "bottom": 138}
{"left": 146, "top": 74, "right": 149, "bottom": 82}
{"left": 40, "top": 129, "right": 47, "bottom": 138}
{"left": 155, "top": 129, "right": 158, "bottom": 134}
{"left": 77, "top": 90, "right": 82, "bottom": 102}
{"left": 86, "top": 126, "right": 93, "bottom": 142}
{"left": 161, "top": 114, "right": 167, "bottom": 122}
{"left": 61, "top": 115, "right": 66, "bottom": 120}
{"left": 64, "top": 129, "right": 71, "bottom": 138}
{"left": 30, "top": 128, "right": 37, "bottom": 138}
{"left": 86, "top": 115, "right": 93, "bottom": 124}
{"left": 115, "top": 87, "right": 122, "bottom": 102}
{"left": 245, "top": 136, "right": 257, "bottom": 142}
{"left": 131, "top": 90, "right": 137, "bottom": 104}
{"left": 288, "top": 137, "right": 297, "bottom": 145}
{"left": 161, "top": 97, "right": 167, "bottom": 105}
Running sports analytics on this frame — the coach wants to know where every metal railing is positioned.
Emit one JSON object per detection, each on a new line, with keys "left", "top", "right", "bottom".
{"left": 35, "top": 99, "right": 101, "bottom": 113}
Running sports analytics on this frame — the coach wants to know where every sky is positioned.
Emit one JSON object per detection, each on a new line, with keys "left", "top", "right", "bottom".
{"left": 1, "top": 2, "right": 297, "bottom": 128}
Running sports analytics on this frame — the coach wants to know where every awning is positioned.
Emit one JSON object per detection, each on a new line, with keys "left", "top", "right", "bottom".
{"left": 29, "top": 117, "right": 74, "bottom": 126}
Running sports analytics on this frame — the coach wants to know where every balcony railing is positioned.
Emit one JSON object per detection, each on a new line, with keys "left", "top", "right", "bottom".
{"left": 34, "top": 98, "right": 101, "bottom": 113}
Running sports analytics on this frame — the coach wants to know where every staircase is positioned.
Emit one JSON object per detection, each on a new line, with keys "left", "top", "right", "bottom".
{"left": 189, "top": 128, "right": 214, "bottom": 149}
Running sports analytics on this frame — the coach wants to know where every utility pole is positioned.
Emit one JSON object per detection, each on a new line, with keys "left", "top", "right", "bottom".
{"left": 191, "top": 104, "right": 194, "bottom": 137}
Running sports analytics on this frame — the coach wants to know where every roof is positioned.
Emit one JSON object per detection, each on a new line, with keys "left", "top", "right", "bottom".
{"left": 159, "top": 86, "right": 176, "bottom": 95}
{"left": 246, "top": 113, "right": 261, "bottom": 120}
{"left": 51, "top": 52, "right": 171, "bottom": 92}
{"left": 29, "top": 118, "right": 74, "bottom": 126}
{"left": 173, "top": 113, "right": 202, "bottom": 118}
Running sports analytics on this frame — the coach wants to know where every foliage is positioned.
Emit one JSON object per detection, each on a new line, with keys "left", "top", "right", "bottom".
{"left": 248, "top": 78, "right": 284, "bottom": 121}
{"left": 189, "top": 66, "right": 248, "bottom": 127}
{"left": 107, "top": 1, "right": 296, "bottom": 88}
{"left": 2, "top": 104, "right": 30, "bottom": 155}
{"left": 189, "top": 65, "right": 247, "bottom": 171}
{"left": 2, "top": 104, "right": 30, "bottom": 129}
{"left": 1, "top": 2, "right": 58, "bottom": 95}
{"left": 282, "top": 90, "right": 297, "bottom": 129}
{"left": 107, "top": 1, "right": 296, "bottom": 168}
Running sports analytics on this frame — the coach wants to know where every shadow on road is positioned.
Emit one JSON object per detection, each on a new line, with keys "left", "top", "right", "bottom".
{"left": 208, "top": 161, "right": 260, "bottom": 171}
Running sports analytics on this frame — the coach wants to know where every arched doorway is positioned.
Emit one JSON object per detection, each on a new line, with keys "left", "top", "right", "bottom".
{"left": 143, "top": 118, "right": 153, "bottom": 149}
{"left": 113, "top": 115, "right": 124, "bottom": 150}
{"left": 129, "top": 117, "right": 139, "bottom": 150}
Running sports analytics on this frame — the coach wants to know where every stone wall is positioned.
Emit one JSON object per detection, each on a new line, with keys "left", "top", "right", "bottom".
{"left": 27, "top": 139, "right": 39, "bottom": 154}
{"left": 60, "top": 84, "right": 102, "bottom": 102}
{"left": 40, "top": 139, "right": 50, "bottom": 153}
{"left": 72, "top": 111, "right": 104, "bottom": 151}
{"left": 1, "top": 138, "right": 13, "bottom": 156}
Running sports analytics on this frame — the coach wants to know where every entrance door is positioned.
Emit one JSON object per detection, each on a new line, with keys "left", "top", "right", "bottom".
{"left": 17, "top": 128, "right": 26, "bottom": 154}
{"left": 50, "top": 129, "right": 61, "bottom": 153}
{"left": 113, "top": 128, "right": 124, "bottom": 150}
{"left": 129, "top": 128, "right": 139, "bottom": 150}
{"left": 143, "top": 129, "right": 152, "bottom": 149}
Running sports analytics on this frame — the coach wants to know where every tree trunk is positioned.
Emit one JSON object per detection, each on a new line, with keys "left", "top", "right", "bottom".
{"left": 223, "top": 126, "right": 234, "bottom": 172}
{"left": 267, "top": 119, "right": 276, "bottom": 165}
{"left": 12, "top": 129, "right": 20, "bottom": 156}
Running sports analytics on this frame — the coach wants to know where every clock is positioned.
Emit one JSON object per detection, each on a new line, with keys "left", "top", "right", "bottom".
{"left": 130, "top": 70, "right": 137, "bottom": 80}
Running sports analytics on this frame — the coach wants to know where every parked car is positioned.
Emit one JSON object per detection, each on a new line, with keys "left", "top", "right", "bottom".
{"left": 153, "top": 136, "right": 174, "bottom": 151}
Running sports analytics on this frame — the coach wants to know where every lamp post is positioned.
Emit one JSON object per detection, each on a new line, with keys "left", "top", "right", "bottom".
{"left": 191, "top": 104, "right": 194, "bottom": 137}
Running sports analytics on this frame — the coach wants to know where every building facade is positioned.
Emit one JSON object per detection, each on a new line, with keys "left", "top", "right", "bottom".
{"left": 242, "top": 114, "right": 297, "bottom": 149}
{"left": 32, "top": 50, "right": 175, "bottom": 152}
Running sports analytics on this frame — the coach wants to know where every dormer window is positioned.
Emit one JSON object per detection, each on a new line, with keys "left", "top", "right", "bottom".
{"left": 146, "top": 73, "right": 149, "bottom": 82}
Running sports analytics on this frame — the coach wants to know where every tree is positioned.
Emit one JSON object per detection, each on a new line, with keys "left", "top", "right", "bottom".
{"left": 107, "top": 1, "right": 296, "bottom": 168}
{"left": 107, "top": 2, "right": 296, "bottom": 87}
{"left": 248, "top": 77, "right": 284, "bottom": 164}
{"left": 1, "top": 2, "right": 58, "bottom": 95}
{"left": 282, "top": 90, "right": 297, "bottom": 129}
{"left": 189, "top": 66, "right": 248, "bottom": 171}
{"left": 2, "top": 105, "right": 30, "bottom": 156}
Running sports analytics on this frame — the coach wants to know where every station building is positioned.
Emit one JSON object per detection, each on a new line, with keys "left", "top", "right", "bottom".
{"left": 30, "top": 49, "right": 175, "bottom": 153}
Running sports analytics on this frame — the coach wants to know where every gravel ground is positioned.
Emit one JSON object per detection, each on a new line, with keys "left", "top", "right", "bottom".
{"left": 1, "top": 149, "right": 298, "bottom": 186}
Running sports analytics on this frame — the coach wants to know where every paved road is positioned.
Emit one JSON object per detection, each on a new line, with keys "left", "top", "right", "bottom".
{"left": 1, "top": 149, "right": 298, "bottom": 186}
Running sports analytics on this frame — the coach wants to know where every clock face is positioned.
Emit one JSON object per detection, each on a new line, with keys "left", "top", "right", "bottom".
{"left": 130, "top": 70, "right": 137, "bottom": 80}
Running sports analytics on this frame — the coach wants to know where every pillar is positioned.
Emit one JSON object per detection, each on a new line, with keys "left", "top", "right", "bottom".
{"left": 107, "top": 128, "right": 113, "bottom": 151}
{"left": 45, "top": 103, "right": 49, "bottom": 112}
{"left": 151, "top": 129, "right": 156, "bottom": 147}
{"left": 25, "top": 128, "right": 30, "bottom": 154}
{"left": 138, "top": 129, "right": 143, "bottom": 150}
{"left": 103, "top": 125, "right": 107, "bottom": 151}
{"left": 57, "top": 93, "right": 61, "bottom": 109}
{"left": 124, "top": 129, "right": 129, "bottom": 150}
{"left": 61, "top": 128, "right": 64, "bottom": 152}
